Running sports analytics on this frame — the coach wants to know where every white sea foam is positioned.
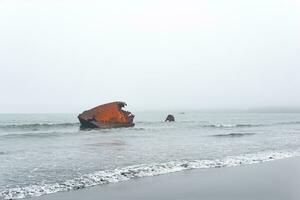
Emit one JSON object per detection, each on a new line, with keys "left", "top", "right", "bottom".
{"left": 1, "top": 151, "right": 299, "bottom": 200}
{"left": 202, "top": 121, "right": 300, "bottom": 128}
{"left": 203, "top": 124, "right": 261, "bottom": 128}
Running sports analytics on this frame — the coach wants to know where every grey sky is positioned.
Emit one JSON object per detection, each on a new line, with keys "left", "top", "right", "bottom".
{"left": 0, "top": 0, "right": 299, "bottom": 113}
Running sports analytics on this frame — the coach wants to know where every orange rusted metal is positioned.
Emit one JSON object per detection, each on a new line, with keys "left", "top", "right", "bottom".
{"left": 78, "top": 102, "right": 134, "bottom": 128}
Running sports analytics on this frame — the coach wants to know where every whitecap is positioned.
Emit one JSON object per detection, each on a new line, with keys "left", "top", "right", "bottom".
{"left": 1, "top": 151, "right": 298, "bottom": 200}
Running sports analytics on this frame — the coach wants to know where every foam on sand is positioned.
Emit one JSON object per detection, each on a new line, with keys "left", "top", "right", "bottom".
{"left": 1, "top": 151, "right": 299, "bottom": 200}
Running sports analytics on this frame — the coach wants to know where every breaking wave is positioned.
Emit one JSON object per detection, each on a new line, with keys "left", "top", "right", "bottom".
{"left": 0, "top": 123, "right": 79, "bottom": 130}
{"left": 203, "top": 124, "right": 262, "bottom": 128}
{"left": 1, "top": 121, "right": 299, "bottom": 131}
{"left": 202, "top": 121, "right": 300, "bottom": 128}
{"left": 1, "top": 151, "right": 298, "bottom": 200}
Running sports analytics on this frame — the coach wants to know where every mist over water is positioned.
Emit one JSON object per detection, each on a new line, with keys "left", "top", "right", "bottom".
{"left": 1, "top": 112, "right": 300, "bottom": 199}
{"left": 0, "top": 0, "right": 300, "bottom": 199}
{"left": 1, "top": 0, "right": 300, "bottom": 113}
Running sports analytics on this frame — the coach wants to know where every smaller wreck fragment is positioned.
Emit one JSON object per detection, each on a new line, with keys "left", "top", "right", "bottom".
{"left": 78, "top": 101, "right": 135, "bottom": 129}
{"left": 165, "top": 114, "right": 175, "bottom": 122}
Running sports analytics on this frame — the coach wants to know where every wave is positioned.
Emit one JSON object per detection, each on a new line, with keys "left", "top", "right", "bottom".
{"left": 203, "top": 124, "right": 262, "bottom": 128}
{"left": 212, "top": 132, "right": 256, "bottom": 137}
{"left": 277, "top": 121, "right": 300, "bottom": 125}
{"left": 0, "top": 127, "right": 147, "bottom": 139}
{"left": 0, "top": 151, "right": 9, "bottom": 155}
{"left": 1, "top": 120, "right": 299, "bottom": 131}
{"left": 0, "top": 123, "right": 148, "bottom": 132}
{"left": 0, "top": 123, "right": 79, "bottom": 131}
{"left": 1, "top": 151, "right": 298, "bottom": 200}
{"left": 0, "top": 131, "right": 78, "bottom": 139}
{"left": 202, "top": 121, "right": 300, "bottom": 128}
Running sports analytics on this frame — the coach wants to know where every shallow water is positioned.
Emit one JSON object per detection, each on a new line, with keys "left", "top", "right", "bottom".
{"left": 1, "top": 112, "right": 300, "bottom": 199}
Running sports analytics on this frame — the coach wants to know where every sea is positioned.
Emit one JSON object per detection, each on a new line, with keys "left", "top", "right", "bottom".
{"left": 1, "top": 112, "right": 300, "bottom": 199}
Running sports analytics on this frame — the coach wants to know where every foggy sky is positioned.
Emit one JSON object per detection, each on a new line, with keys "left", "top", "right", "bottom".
{"left": 0, "top": 0, "right": 299, "bottom": 113}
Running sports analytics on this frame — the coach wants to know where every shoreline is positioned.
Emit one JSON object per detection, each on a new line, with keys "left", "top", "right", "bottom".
{"left": 30, "top": 156, "right": 300, "bottom": 200}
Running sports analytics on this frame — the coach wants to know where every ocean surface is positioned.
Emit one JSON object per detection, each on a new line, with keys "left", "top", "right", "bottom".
{"left": 1, "top": 112, "right": 300, "bottom": 199}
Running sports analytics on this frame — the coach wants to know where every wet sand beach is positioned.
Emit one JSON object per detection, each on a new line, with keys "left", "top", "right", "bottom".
{"left": 31, "top": 157, "right": 300, "bottom": 200}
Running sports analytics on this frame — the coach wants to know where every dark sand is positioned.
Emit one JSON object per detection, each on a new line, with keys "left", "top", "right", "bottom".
{"left": 31, "top": 157, "right": 300, "bottom": 200}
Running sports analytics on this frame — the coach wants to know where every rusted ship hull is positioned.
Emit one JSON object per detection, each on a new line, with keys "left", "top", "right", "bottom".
{"left": 78, "top": 101, "right": 135, "bottom": 129}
